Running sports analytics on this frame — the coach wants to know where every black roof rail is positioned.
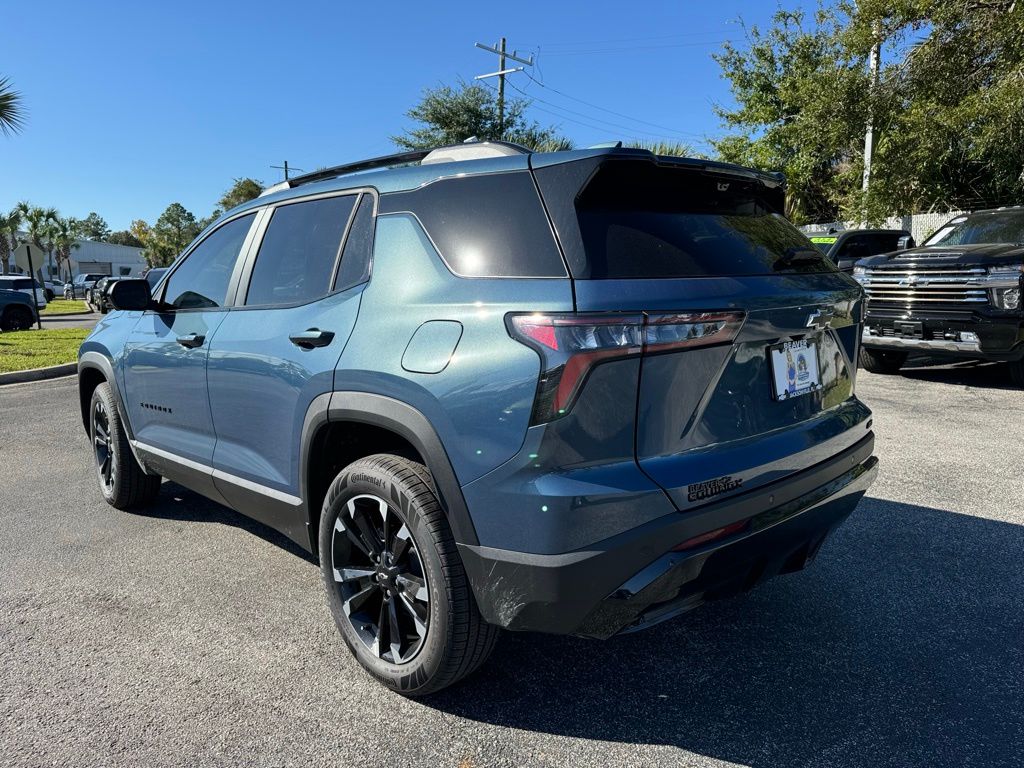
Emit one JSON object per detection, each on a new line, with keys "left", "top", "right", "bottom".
{"left": 265, "top": 141, "right": 536, "bottom": 195}
{"left": 285, "top": 149, "right": 433, "bottom": 189}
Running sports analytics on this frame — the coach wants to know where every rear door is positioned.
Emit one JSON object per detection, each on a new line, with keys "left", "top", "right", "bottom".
{"left": 534, "top": 154, "right": 869, "bottom": 509}
{"left": 205, "top": 191, "right": 372, "bottom": 541}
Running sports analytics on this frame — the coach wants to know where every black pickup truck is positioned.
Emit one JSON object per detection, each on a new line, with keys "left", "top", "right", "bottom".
{"left": 854, "top": 207, "right": 1024, "bottom": 384}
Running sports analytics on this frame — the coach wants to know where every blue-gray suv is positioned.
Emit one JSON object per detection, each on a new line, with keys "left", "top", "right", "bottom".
{"left": 78, "top": 142, "right": 878, "bottom": 695}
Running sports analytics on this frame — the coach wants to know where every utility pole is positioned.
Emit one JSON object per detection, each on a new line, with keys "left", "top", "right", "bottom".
{"left": 270, "top": 161, "right": 304, "bottom": 182}
{"left": 861, "top": 22, "right": 882, "bottom": 206}
{"left": 474, "top": 39, "right": 533, "bottom": 138}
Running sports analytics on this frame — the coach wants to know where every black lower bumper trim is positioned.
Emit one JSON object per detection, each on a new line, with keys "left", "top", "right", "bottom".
{"left": 459, "top": 435, "right": 877, "bottom": 638}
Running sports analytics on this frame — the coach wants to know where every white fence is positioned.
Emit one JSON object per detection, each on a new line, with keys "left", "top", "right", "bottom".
{"left": 800, "top": 210, "right": 965, "bottom": 245}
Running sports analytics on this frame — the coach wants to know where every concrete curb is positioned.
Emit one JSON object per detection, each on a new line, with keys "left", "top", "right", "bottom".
{"left": 41, "top": 311, "right": 96, "bottom": 319}
{"left": 0, "top": 363, "right": 77, "bottom": 385}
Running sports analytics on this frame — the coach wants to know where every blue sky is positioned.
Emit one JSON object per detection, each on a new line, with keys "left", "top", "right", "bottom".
{"left": 3, "top": 0, "right": 787, "bottom": 230}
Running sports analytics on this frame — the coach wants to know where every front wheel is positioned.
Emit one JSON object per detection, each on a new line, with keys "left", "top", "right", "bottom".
{"left": 319, "top": 454, "right": 498, "bottom": 696}
{"left": 858, "top": 346, "right": 908, "bottom": 374}
{"left": 90, "top": 381, "right": 162, "bottom": 509}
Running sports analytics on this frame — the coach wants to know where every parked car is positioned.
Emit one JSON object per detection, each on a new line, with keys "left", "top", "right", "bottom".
{"left": 854, "top": 206, "right": 1024, "bottom": 383}
{"left": 0, "top": 275, "right": 48, "bottom": 309}
{"left": 0, "top": 288, "right": 37, "bottom": 331}
{"left": 43, "top": 279, "right": 65, "bottom": 302}
{"left": 809, "top": 228, "right": 914, "bottom": 272}
{"left": 65, "top": 273, "right": 106, "bottom": 300}
{"left": 77, "top": 142, "right": 878, "bottom": 695}
{"left": 87, "top": 276, "right": 127, "bottom": 313}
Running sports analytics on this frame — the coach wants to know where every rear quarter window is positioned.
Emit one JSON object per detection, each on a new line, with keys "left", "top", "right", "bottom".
{"left": 377, "top": 172, "right": 567, "bottom": 278}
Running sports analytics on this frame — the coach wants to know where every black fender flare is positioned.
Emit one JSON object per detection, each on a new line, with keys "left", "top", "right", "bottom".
{"left": 78, "top": 351, "right": 154, "bottom": 474}
{"left": 299, "top": 390, "right": 479, "bottom": 552}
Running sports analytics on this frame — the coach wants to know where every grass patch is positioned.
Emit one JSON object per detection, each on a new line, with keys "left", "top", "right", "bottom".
{"left": 0, "top": 328, "right": 90, "bottom": 373}
{"left": 41, "top": 299, "right": 90, "bottom": 315}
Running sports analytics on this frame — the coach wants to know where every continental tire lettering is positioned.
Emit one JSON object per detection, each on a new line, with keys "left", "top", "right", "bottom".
{"left": 351, "top": 473, "right": 386, "bottom": 489}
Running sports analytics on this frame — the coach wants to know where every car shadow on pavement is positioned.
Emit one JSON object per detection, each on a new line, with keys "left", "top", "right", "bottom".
{"left": 133, "top": 481, "right": 318, "bottom": 565}
{"left": 429, "top": 498, "right": 1024, "bottom": 768}
{"left": 898, "top": 356, "right": 1016, "bottom": 390}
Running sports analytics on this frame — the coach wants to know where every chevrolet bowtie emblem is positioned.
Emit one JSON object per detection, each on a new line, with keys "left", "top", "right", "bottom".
{"left": 806, "top": 309, "right": 835, "bottom": 329}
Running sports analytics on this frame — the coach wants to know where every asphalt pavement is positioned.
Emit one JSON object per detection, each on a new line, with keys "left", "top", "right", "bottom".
{"left": 1, "top": 360, "right": 1021, "bottom": 768}
{"left": 39, "top": 311, "right": 101, "bottom": 330}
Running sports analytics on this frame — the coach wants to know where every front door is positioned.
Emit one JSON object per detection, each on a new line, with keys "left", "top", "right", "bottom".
{"left": 122, "top": 211, "right": 259, "bottom": 494}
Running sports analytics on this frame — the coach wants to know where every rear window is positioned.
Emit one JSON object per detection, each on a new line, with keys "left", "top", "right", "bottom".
{"left": 0, "top": 278, "right": 34, "bottom": 289}
{"left": 809, "top": 235, "right": 838, "bottom": 253}
{"left": 245, "top": 195, "right": 356, "bottom": 306}
{"left": 574, "top": 160, "right": 835, "bottom": 279}
{"left": 377, "top": 172, "right": 567, "bottom": 278}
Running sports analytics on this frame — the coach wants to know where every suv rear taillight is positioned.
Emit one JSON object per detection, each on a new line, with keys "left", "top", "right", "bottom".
{"left": 508, "top": 311, "right": 745, "bottom": 424}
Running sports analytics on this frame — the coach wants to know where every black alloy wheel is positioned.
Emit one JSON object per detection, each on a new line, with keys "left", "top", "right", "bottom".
{"left": 331, "top": 493, "right": 431, "bottom": 664}
{"left": 92, "top": 398, "right": 116, "bottom": 494}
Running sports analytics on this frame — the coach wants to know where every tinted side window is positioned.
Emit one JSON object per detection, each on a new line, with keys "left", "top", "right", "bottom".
{"left": 163, "top": 213, "right": 255, "bottom": 309}
{"left": 378, "top": 172, "right": 566, "bottom": 277}
{"left": 334, "top": 194, "right": 375, "bottom": 291}
{"left": 246, "top": 196, "right": 356, "bottom": 306}
{"left": 869, "top": 234, "right": 901, "bottom": 254}
{"left": 835, "top": 236, "right": 868, "bottom": 260}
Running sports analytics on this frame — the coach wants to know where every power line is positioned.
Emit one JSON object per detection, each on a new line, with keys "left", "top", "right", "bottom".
{"left": 522, "top": 70, "right": 704, "bottom": 138}
{"left": 540, "top": 40, "right": 732, "bottom": 56}
{"left": 504, "top": 79, "right": 702, "bottom": 143}
{"left": 529, "top": 31, "right": 731, "bottom": 48}
{"left": 485, "top": 79, "right": 707, "bottom": 146}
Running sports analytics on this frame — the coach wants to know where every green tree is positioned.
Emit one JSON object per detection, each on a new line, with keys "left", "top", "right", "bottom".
{"left": 392, "top": 81, "right": 571, "bottom": 151}
{"left": 713, "top": 1, "right": 1024, "bottom": 223}
{"left": 15, "top": 202, "right": 58, "bottom": 278}
{"left": 712, "top": 6, "right": 866, "bottom": 223}
{"left": 108, "top": 230, "right": 144, "bottom": 248}
{"left": 76, "top": 212, "right": 111, "bottom": 241}
{"left": 0, "top": 208, "right": 22, "bottom": 275}
{"left": 49, "top": 216, "right": 80, "bottom": 282}
{"left": 218, "top": 178, "right": 263, "bottom": 211}
{"left": 199, "top": 177, "right": 265, "bottom": 230}
{"left": 145, "top": 203, "right": 200, "bottom": 267}
{"left": 627, "top": 141, "right": 696, "bottom": 158}
{"left": 0, "top": 76, "right": 25, "bottom": 136}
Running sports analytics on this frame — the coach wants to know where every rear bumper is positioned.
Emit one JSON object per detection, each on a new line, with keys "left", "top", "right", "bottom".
{"left": 459, "top": 434, "right": 877, "bottom": 638}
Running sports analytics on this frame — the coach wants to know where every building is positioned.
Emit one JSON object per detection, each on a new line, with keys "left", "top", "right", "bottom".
{"left": 5, "top": 234, "right": 148, "bottom": 281}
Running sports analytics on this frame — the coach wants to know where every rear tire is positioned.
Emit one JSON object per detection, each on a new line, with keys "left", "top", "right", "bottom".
{"left": 89, "top": 381, "right": 162, "bottom": 509}
{"left": 858, "top": 346, "right": 907, "bottom": 374}
{"left": 1008, "top": 359, "right": 1024, "bottom": 387}
{"left": 319, "top": 454, "right": 498, "bottom": 696}
{"left": 1, "top": 305, "right": 33, "bottom": 331}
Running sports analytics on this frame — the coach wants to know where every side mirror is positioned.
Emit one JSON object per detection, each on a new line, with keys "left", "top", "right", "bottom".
{"left": 897, "top": 235, "right": 915, "bottom": 250}
{"left": 108, "top": 279, "right": 152, "bottom": 311}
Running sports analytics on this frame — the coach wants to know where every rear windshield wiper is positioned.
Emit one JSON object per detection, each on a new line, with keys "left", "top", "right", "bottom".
{"left": 774, "top": 247, "right": 824, "bottom": 270}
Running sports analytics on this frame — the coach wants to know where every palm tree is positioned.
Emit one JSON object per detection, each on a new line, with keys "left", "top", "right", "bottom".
{"left": 16, "top": 203, "right": 57, "bottom": 281}
{"left": 0, "top": 208, "right": 22, "bottom": 275}
{"left": 49, "top": 216, "right": 80, "bottom": 282}
{"left": 0, "top": 77, "right": 25, "bottom": 135}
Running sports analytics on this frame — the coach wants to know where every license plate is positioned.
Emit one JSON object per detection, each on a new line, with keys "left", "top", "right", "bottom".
{"left": 769, "top": 339, "right": 821, "bottom": 401}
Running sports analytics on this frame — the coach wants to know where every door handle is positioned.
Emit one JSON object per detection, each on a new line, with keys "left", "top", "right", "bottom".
{"left": 289, "top": 328, "right": 335, "bottom": 349}
{"left": 176, "top": 333, "right": 205, "bottom": 349}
